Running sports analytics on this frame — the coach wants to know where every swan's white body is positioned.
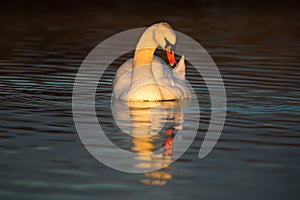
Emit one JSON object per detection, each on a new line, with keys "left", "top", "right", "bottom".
{"left": 113, "top": 23, "right": 191, "bottom": 101}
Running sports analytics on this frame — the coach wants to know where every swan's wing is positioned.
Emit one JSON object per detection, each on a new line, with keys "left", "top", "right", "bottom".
{"left": 151, "top": 55, "right": 171, "bottom": 78}
{"left": 114, "top": 56, "right": 166, "bottom": 87}
{"left": 113, "top": 58, "right": 134, "bottom": 87}
{"left": 152, "top": 55, "right": 168, "bottom": 67}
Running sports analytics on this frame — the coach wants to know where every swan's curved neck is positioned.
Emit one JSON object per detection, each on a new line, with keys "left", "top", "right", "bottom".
{"left": 134, "top": 27, "right": 158, "bottom": 67}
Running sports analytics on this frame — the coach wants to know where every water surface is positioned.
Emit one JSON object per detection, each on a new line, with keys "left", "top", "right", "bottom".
{"left": 0, "top": 2, "right": 300, "bottom": 200}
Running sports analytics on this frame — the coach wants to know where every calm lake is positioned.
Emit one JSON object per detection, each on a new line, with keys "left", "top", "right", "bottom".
{"left": 0, "top": 1, "right": 299, "bottom": 200}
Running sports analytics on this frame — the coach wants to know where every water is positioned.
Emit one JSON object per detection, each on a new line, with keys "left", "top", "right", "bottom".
{"left": 1, "top": 2, "right": 300, "bottom": 200}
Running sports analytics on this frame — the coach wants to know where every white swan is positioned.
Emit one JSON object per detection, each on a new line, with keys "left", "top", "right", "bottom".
{"left": 113, "top": 22, "right": 191, "bottom": 101}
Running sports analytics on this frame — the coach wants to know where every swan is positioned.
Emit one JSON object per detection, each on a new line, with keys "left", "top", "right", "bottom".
{"left": 113, "top": 22, "right": 191, "bottom": 101}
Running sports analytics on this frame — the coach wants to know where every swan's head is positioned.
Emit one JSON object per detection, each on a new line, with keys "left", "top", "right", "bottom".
{"left": 153, "top": 23, "right": 177, "bottom": 67}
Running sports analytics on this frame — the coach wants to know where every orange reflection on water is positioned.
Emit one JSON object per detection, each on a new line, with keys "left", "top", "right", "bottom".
{"left": 129, "top": 101, "right": 181, "bottom": 186}
{"left": 113, "top": 99, "right": 184, "bottom": 185}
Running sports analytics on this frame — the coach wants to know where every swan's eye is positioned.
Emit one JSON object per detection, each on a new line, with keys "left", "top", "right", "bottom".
{"left": 169, "top": 44, "right": 176, "bottom": 52}
{"left": 164, "top": 38, "right": 175, "bottom": 52}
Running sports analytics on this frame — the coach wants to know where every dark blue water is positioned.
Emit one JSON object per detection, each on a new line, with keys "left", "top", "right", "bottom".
{"left": 1, "top": 2, "right": 300, "bottom": 200}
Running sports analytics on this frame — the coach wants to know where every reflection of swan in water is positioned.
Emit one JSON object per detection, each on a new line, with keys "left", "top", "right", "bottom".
{"left": 112, "top": 99, "right": 189, "bottom": 185}
{"left": 114, "top": 100, "right": 184, "bottom": 137}
{"left": 113, "top": 22, "right": 191, "bottom": 101}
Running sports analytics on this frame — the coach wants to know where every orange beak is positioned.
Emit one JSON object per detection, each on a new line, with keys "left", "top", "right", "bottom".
{"left": 166, "top": 46, "right": 176, "bottom": 67}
